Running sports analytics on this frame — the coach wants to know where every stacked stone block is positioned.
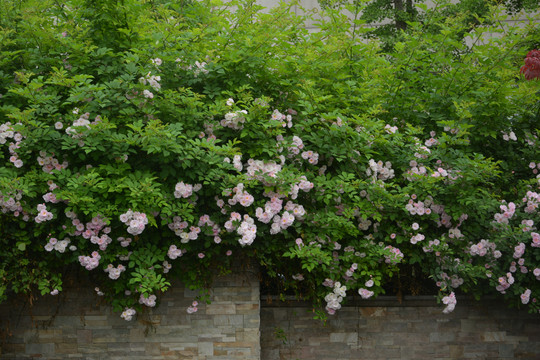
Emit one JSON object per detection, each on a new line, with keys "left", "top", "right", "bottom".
{"left": 0, "top": 271, "right": 260, "bottom": 360}
{"left": 260, "top": 296, "right": 540, "bottom": 360}
{"left": 2, "top": 276, "right": 540, "bottom": 359}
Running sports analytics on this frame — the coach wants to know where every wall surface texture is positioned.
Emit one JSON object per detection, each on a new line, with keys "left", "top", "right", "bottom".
{"left": 0, "top": 270, "right": 260, "bottom": 360}
{"left": 1, "top": 277, "right": 540, "bottom": 360}
{"left": 260, "top": 297, "right": 540, "bottom": 360}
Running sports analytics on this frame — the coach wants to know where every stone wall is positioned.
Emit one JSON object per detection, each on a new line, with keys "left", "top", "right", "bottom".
{"left": 0, "top": 270, "right": 260, "bottom": 360}
{"left": 260, "top": 296, "right": 540, "bottom": 360}
{"left": 2, "top": 276, "right": 540, "bottom": 359}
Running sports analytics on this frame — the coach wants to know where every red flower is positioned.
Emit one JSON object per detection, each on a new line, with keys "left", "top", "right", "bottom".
{"left": 520, "top": 50, "right": 540, "bottom": 80}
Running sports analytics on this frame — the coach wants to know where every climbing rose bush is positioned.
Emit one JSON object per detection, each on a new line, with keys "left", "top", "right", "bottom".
{"left": 0, "top": 0, "right": 539, "bottom": 320}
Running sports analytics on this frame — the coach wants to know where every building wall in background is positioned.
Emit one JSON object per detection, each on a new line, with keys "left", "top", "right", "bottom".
{"left": 254, "top": 0, "right": 538, "bottom": 34}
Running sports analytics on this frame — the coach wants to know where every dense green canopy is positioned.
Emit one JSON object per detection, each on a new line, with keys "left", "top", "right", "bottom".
{"left": 0, "top": 0, "right": 539, "bottom": 319}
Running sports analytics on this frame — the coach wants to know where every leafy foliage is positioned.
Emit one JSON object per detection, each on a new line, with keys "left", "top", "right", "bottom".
{"left": 0, "top": 0, "right": 539, "bottom": 320}
{"left": 319, "top": 0, "right": 540, "bottom": 51}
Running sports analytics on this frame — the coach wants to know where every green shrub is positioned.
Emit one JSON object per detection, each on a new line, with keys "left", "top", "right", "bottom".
{"left": 0, "top": 0, "right": 539, "bottom": 319}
